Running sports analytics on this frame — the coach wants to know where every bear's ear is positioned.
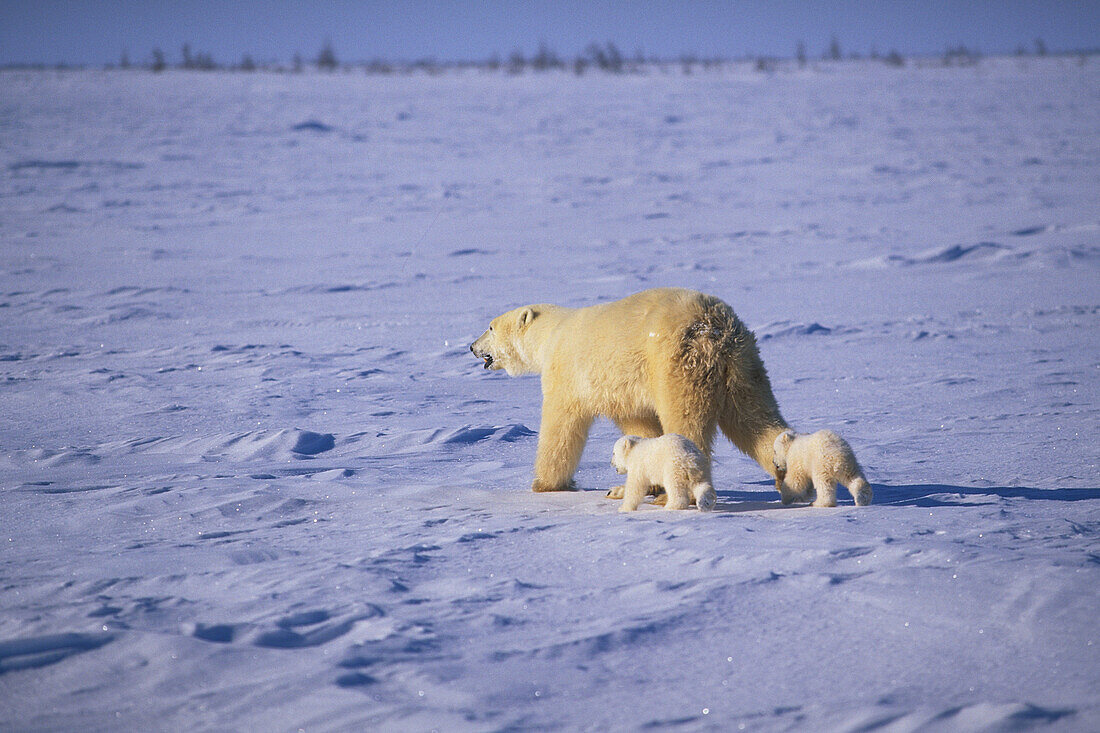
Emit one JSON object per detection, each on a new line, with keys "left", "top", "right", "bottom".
{"left": 518, "top": 307, "right": 537, "bottom": 327}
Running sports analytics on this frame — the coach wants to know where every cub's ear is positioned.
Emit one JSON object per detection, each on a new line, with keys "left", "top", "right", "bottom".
{"left": 518, "top": 307, "right": 537, "bottom": 327}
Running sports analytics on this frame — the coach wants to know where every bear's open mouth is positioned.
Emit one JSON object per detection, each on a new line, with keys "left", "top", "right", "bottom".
{"left": 482, "top": 354, "right": 494, "bottom": 369}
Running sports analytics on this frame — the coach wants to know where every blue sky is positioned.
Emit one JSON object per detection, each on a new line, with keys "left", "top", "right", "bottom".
{"left": 2, "top": 0, "right": 1097, "bottom": 66}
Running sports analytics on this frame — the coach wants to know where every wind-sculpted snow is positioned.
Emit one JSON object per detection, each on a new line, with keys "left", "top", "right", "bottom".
{"left": 1, "top": 60, "right": 1098, "bottom": 730}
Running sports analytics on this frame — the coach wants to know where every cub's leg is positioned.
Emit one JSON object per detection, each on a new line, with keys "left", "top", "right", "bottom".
{"left": 655, "top": 468, "right": 690, "bottom": 508}
{"left": 847, "top": 476, "right": 873, "bottom": 506}
{"left": 619, "top": 474, "right": 650, "bottom": 512}
{"left": 662, "top": 479, "right": 692, "bottom": 510}
{"left": 693, "top": 482, "right": 717, "bottom": 512}
{"left": 533, "top": 403, "right": 593, "bottom": 492}
{"left": 811, "top": 471, "right": 838, "bottom": 508}
{"left": 778, "top": 476, "right": 810, "bottom": 505}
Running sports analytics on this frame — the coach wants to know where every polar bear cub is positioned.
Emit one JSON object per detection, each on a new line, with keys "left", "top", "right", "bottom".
{"left": 772, "top": 429, "right": 872, "bottom": 507}
{"left": 611, "top": 434, "right": 717, "bottom": 512}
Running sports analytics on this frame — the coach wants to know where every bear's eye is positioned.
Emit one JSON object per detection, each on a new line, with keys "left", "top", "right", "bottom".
{"left": 489, "top": 325, "right": 494, "bottom": 331}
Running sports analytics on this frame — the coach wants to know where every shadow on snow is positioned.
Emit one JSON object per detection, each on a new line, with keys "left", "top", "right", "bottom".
{"left": 706, "top": 481, "right": 1100, "bottom": 512}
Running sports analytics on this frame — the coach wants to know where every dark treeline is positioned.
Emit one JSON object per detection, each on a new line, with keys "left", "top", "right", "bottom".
{"left": 5, "top": 37, "right": 1095, "bottom": 73}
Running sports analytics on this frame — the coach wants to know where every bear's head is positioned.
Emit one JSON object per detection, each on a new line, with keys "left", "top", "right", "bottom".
{"left": 772, "top": 430, "right": 796, "bottom": 475}
{"left": 470, "top": 305, "right": 543, "bottom": 376}
{"left": 610, "top": 435, "right": 641, "bottom": 474}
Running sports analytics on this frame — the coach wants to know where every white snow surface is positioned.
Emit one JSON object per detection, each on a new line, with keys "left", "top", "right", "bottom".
{"left": 1, "top": 60, "right": 1098, "bottom": 731}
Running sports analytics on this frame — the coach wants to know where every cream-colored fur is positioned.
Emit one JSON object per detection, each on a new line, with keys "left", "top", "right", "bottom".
{"left": 772, "top": 429, "right": 872, "bottom": 507}
{"left": 470, "top": 288, "right": 789, "bottom": 493}
{"left": 611, "top": 434, "right": 716, "bottom": 512}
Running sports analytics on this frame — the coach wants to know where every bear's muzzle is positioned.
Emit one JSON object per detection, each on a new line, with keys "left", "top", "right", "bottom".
{"left": 470, "top": 343, "right": 494, "bottom": 369}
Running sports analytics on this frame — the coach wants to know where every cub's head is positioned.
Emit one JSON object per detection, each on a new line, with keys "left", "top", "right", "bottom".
{"left": 470, "top": 305, "right": 543, "bottom": 376}
{"left": 611, "top": 435, "right": 641, "bottom": 474}
{"left": 772, "top": 430, "right": 796, "bottom": 475}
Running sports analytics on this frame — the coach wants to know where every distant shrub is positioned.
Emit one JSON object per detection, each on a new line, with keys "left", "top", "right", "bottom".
{"left": 604, "top": 42, "right": 624, "bottom": 72}
{"left": 366, "top": 58, "right": 394, "bottom": 74}
{"left": 151, "top": 48, "right": 166, "bottom": 73}
{"left": 754, "top": 56, "right": 777, "bottom": 73}
{"left": 884, "top": 50, "right": 905, "bottom": 67}
{"left": 531, "top": 42, "right": 563, "bottom": 71}
{"left": 180, "top": 43, "right": 216, "bottom": 70}
{"left": 413, "top": 58, "right": 440, "bottom": 75}
{"left": 943, "top": 45, "right": 979, "bottom": 67}
{"left": 507, "top": 49, "right": 525, "bottom": 74}
{"left": 586, "top": 42, "right": 624, "bottom": 73}
{"left": 316, "top": 40, "right": 338, "bottom": 71}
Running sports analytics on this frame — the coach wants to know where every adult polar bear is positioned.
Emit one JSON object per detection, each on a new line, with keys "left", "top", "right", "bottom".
{"left": 470, "top": 288, "right": 790, "bottom": 493}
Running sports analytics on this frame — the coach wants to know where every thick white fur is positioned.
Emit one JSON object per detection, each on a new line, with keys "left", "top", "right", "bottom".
{"left": 470, "top": 288, "right": 789, "bottom": 493}
{"left": 611, "top": 434, "right": 717, "bottom": 512}
{"left": 772, "top": 429, "right": 872, "bottom": 507}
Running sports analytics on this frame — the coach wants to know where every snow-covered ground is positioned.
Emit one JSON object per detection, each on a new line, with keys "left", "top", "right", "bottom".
{"left": 1, "top": 58, "right": 1097, "bottom": 731}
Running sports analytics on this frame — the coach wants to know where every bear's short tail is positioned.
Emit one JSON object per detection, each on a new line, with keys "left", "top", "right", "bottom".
{"left": 848, "top": 477, "right": 872, "bottom": 506}
{"left": 694, "top": 482, "right": 717, "bottom": 512}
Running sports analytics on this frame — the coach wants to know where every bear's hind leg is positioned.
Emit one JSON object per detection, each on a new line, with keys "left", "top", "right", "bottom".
{"left": 654, "top": 395, "right": 718, "bottom": 460}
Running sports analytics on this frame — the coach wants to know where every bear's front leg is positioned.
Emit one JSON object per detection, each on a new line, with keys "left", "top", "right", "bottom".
{"left": 532, "top": 404, "right": 593, "bottom": 492}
